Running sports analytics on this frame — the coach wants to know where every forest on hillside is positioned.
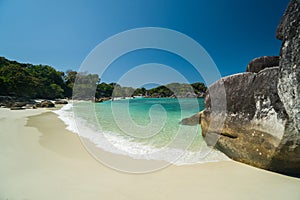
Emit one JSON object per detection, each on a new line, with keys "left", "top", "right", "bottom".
{"left": 0, "top": 57, "right": 207, "bottom": 100}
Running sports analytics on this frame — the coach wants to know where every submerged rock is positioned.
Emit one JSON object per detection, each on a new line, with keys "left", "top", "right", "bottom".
{"left": 179, "top": 112, "right": 201, "bottom": 126}
{"left": 200, "top": 0, "right": 300, "bottom": 177}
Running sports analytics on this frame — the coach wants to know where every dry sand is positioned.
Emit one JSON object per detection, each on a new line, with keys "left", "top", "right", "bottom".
{"left": 0, "top": 108, "right": 299, "bottom": 200}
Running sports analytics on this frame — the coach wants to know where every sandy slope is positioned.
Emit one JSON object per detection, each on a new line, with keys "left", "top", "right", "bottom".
{"left": 0, "top": 108, "right": 299, "bottom": 200}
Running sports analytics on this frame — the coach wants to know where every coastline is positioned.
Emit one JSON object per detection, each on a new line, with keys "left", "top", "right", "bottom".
{"left": 56, "top": 99, "right": 229, "bottom": 166}
{"left": 0, "top": 108, "right": 299, "bottom": 199}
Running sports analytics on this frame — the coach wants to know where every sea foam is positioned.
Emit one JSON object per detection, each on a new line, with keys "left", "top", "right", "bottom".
{"left": 53, "top": 103, "right": 230, "bottom": 165}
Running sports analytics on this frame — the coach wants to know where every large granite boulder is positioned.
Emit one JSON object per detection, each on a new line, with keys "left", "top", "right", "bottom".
{"left": 200, "top": 0, "right": 300, "bottom": 176}
{"left": 277, "top": 0, "right": 300, "bottom": 132}
{"left": 201, "top": 68, "right": 293, "bottom": 174}
{"left": 272, "top": 0, "right": 300, "bottom": 176}
{"left": 246, "top": 56, "right": 279, "bottom": 73}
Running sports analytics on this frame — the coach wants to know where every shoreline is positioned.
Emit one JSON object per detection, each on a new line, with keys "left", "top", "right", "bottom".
{"left": 55, "top": 101, "right": 230, "bottom": 166}
{"left": 0, "top": 108, "right": 299, "bottom": 199}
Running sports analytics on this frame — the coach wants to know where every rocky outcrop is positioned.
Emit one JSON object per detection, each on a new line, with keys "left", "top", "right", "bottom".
{"left": 271, "top": 0, "right": 300, "bottom": 176}
{"left": 277, "top": 0, "right": 300, "bottom": 132}
{"left": 246, "top": 56, "right": 279, "bottom": 73}
{"left": 0, "top": 96, "right": 35, "bottom": 108}
{"left": 95, "top": 97, "right": 111, "bottom": 103}
{"left": 201, "top": 68, "right": 292, "bottom": 173}
{"left": 0, "top": 96, "right": 18, "bottom": 108}
{"left": 199, "top": 0, "right": 300, "bottom": 177}
{"left": 0, "top": 96, "right": 60, "bottom": 109}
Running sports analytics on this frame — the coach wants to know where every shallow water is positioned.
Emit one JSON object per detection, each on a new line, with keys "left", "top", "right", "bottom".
{"left": 55, "top": 98, "right": 229, "bottom": 165}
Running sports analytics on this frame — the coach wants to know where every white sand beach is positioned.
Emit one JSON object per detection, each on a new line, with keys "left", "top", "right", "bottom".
{"left": 0, "top": 108, "right": 299, "bottom": 200}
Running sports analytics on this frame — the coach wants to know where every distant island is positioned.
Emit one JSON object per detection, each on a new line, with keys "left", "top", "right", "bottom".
{"left": 0, "top": 56, "right": 206, "bottom": 108}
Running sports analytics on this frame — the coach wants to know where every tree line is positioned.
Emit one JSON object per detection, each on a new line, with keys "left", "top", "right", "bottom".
{"left": 0, "top": 57, "right": 207, "bottom": 99}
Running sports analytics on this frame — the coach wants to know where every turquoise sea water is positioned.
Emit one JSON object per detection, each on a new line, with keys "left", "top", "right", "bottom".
{"left": 56, "top": 98, "right": 229, "bottom": 165}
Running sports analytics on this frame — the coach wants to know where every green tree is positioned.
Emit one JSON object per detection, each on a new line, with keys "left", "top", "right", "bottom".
{"left": 0, "top": 64, "right": 34, "bottom": 97}
{"left": 191, "top": 82, "right": 207, "bottom": 94}
{"left": 73, "top": 72, "right": 100, "bottom": 99}
{"left": 64, "top": 70, "right": 78, "bottom": 97}
{"left": 96, "top": 82, "right": 114, "bottom": 98}
{"left": 133, "top": 87, "right": 146, "bottom": 96}
{"left": 26, "top": 65, "right": 66, "bottom": 99}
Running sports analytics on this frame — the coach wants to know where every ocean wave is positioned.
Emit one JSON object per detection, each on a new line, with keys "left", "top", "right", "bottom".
{"left": 53, "top": 103, "right": 230, "bottom": 165}
{"left": 53, "top": 103, "right": 78, "bottom": 133}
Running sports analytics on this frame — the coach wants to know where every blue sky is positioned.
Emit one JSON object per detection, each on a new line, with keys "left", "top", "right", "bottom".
{"left": 0, "top": 0, "right": 289, "bottom": 86}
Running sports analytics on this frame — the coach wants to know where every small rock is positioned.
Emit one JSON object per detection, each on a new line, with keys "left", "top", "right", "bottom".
{"left": 12, "top": 102, "right": 28, "bottom": 107}
{"left": 25, "top": 104, "right": 36, "bottom": 109}
{"left": 54, "top": 100, "right": 68, "bottom": 104}
{"left": 95, "top": 97, "right": 111, "bottom": 103}
{"left": 10, "top": 107, "right": 25, "bottom": 110}
{"left": 36, "top": 100, "right": 55, "bottom": 108}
